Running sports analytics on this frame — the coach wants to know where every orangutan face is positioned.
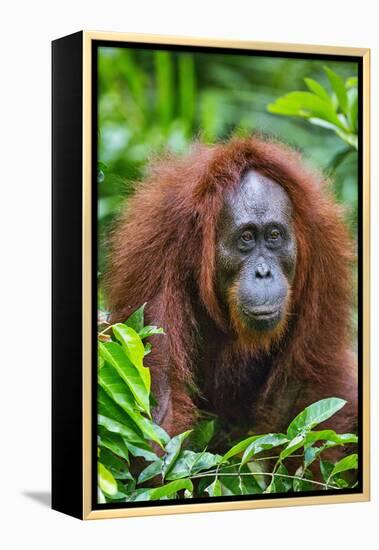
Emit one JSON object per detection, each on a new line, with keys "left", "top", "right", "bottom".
{"left": 216, "top": 169, "right": 297, "bottom": 334}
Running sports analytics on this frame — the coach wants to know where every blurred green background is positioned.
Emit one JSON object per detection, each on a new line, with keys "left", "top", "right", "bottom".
{"left": 97, "top": 46, "right": 358, "bottom": 336}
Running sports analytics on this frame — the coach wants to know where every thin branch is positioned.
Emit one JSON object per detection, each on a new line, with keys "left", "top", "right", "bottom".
{"left": 97, "top": 324, "right": 113, "bottom": 338}
{"left": 190, "top": 470, "right": 335, "bottom": 490}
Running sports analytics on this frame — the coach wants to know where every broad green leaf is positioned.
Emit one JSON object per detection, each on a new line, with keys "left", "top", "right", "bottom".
{"left": 97, "top": 160, "right": 108, "bottom": 171}
{"left": 241, "top": 433, "right": 288, "bottom": 467}
{"left": 304, "top": 446, "right": 319, "bottom": 468}
{"left": 308, "top": 117, "right": 342, "bottom": 132}
{"left": 220, "top": 435, "right": 261, "bottom": 464}
{"left": 134, "top": 479, "right": 193, "bottom": 501}
{"left": 286, "top": 398, "right": 346, "bottom": 439}
{"left": 98, "top": 427, "right": 130, "bottom": 463}
{"left": 246, "top": 460, "right": 267, "bottom": 491}
{"left": 327, "top": 147, "right": 354, "bottom": 173}
{"left": 346, "top": 76, "right": 358, "bottom": 89}
{"left": 125, "top": 441, "right": 158, "bottom": 462}
{"left": 112, "top": 324, "right": 150, "bottom": 392}
{"left": 329, "top": 453, "right": 358, "bottom": 479}
{"left": 166, "top": 450, "right": 220, "bottom": 480}
{"left": 138, "top": 460, "right": 163, "bottom": 484}
{"left": 268, "top": 91, "right": 346, "bottom": 130}
{"left": 335, "top": 130, "right": 358, "bottom": 149}
{"left": 162, "top": 430, "right": 192, "bottom": 478}
{"left": 144, "top": 342, "right": 152, "bottom": 356}
{"left": 98, "top": 462, "right": 118, "bottom": 496}
{"left": 151, "top": 423, "right": 170, "bottom": 446}
{"left": 138, "top": 325, "right": 165, "bottom": 339}
{"left": 218, "top": 466, "right": 263, "bottom": 496}
{"left": 293, "top": 467, "right": 314, "bottom": 492}
{"left": 99, "top": 448, "right": 133, "bottom": 481}
{"left": 205, "top": 478, "right": 222, "bottom": 497}
{"left": 98, "top": 384, "right": 138, "bottom": 429}
{"left": 320, "top": 460, "right": 334, "bottom": 483}
{"left": 265, "top": 463, "right": 291, "bottom": 494}
{"left": 304, "top": 430, "right": 357, "bottom": 449}
{"left": 98, "top": 364, "right": 162, "bottom": 445}
{"left": 98, "top": 414, "right": 144, "bottom": 445}
{"left": 97, "top": 486, "right": 106, "bottom": 503}
{"left": 124, "top": 303, "right": 146, "bottom": 332}
{"left": 280, "top": 434, "right": 305, "bottom": 460}
{"left": 324, "top": 66, "right": 348, "bottom": 115}
{"left": 99, "top": 341, "right": 150, "bottom": 415}
{"left": 99, "top": 363, "right": 142, "bottom": 421}
{"left": 304, "top": 78, "right": 331, "bottom": 103}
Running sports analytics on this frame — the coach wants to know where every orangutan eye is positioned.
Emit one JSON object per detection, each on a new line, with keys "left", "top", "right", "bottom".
{"left": 241, "top": 230, "right": 254, "bottom": 243}
{"left": 269, "top": 229, "right": 280, "bottom": 240}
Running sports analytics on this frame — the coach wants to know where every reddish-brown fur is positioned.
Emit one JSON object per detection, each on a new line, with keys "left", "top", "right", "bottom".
{"left": 105, "top": 136, "right": 357, "bottom": 441}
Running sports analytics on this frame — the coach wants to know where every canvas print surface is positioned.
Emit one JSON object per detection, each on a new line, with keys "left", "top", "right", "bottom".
{"left": 95, "top": 44, "right": 361, "bottom": 507}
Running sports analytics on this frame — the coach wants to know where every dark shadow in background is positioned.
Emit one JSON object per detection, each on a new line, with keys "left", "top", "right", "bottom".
{"left": 22, "top": 491, "right": 51, "bottom": 508}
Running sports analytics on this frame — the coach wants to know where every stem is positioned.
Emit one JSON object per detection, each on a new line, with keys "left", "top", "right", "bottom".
{"left": 197, "top": 454, "right": 305, "bottom": 478}
{"left": 98, "top": 324, "right": 113, "bottom": 338}
{"left": 190, "top": 471, "right": 335, "bottom": 490}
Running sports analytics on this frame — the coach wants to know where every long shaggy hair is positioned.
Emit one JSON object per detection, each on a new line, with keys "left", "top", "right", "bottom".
{"left": 105, "top": 136, "right": 356, "bottom": 435}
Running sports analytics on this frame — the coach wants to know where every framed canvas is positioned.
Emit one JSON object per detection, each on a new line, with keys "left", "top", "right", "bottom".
{"left": 52, "top": 31, "right": 370, "bottom": 520}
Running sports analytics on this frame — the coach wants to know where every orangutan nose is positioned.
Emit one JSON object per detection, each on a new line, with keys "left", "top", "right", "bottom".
{"left": 255, "top": 261, "right": 271, "bottom": 279}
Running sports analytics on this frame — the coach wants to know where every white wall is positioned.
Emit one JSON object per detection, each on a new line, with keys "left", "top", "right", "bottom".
{"left": 1, "top": 1, "right": 376, "bottom": 548}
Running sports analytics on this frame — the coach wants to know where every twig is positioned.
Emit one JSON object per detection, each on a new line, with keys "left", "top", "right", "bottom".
{"left": 190, "top": 470, "right": 335, "bottom": 490}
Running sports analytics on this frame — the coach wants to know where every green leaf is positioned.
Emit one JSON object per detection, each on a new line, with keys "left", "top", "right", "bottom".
{"left": 134, "top": 479, "right": 193, "bottom": 501}
{"left": 327, "top": 147, "right": 354, "bottom": 173}
{"left": 346, "top": 76, "right": 358, "bottom": 89}
{"left": 151, "top": 423, "right": 170, "bottom": 446}
{"left": 241, "top": 433, "right": 288, "bottom": 467}
{"left": 329, "top": 454, "right": 358, "bottom": 479}
{"left": 166, "top": 450, "right": 220, "bottom": 480}
{"left": 98, "top": 462, "right": 118, "bottom": 496}
{"left": 304, "top": 430, "right": 358, "bottom": 449}
{"left": 99, "top": 448, "right": 133, "bottom": 481}
{"left": 162, "top": 431, "right": 193, "bottom": 478}
{"left": 98, "top": 486, "right": 106, "bottom": 503}
{"left": 98, "top": 341, "right": 150, "bottom": 415}
{"left": 205, "top": 478, "right": 222, "bottom": 497}
{"left": 286, "top": 398, "right": 346, "bottom": 439}
{"left": 138, "top": 325, "right": 165, "bottom": 339}
{"left": 98, "top": 414, "right": 144, "bottom": 445}
{"left": 124, "top": 303, "right": 146, "bottom": 333}
{"left": 320, "top": 460, "right": 334, "bottom": 483}
{"left": 218, "top": 465, "right": 263, "bottom": 496}
{"left": 293, "top": 467, "right": 314, "bottom": 492}
{"left": 98, "top": 427, "right": 130, "bottom": 462}
{"left": 304, "top": 78, "right": 331, "bottom": 103}
{"left": 125, "top": 441, "right": 159, "bottom": 462}
{"left": 144, "top": 342, "right": 152, "bottom": 356}
{"left": 334, "top": 130, "right": 358, "bottom": 150}
{"left": 280, "top": 434, "right": 305, "bottom": 460}
{"left": 220, "top": 435, "right": 261, "bottom": 463}
{"left": 268, "top": 91, "right": 346, "bottom": 130}
{"left": 98, "top": 385, "right": 139, "bottom": 429}
{"left": 304, "top": 446, "right": 319, "bottom": 468}
{"left": 324, "top": 66, "right": 349, "bottom": 115}
{"left": 112, "top": 324, "right": 150, "bottom": 392}
{"left": 98, "top": 364, "right": 162, "bottom": 445}
{"left": 99, "top": 363, "right": 142, "bottom": 422}
{"left": 97, "top": 161, "right": 108, "bottom": 171}
{"left": 265, "top": 463, "right": 291, "bottom": 493}
{"left": 138, "top": 460, "right": 163, "bottom": 484}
